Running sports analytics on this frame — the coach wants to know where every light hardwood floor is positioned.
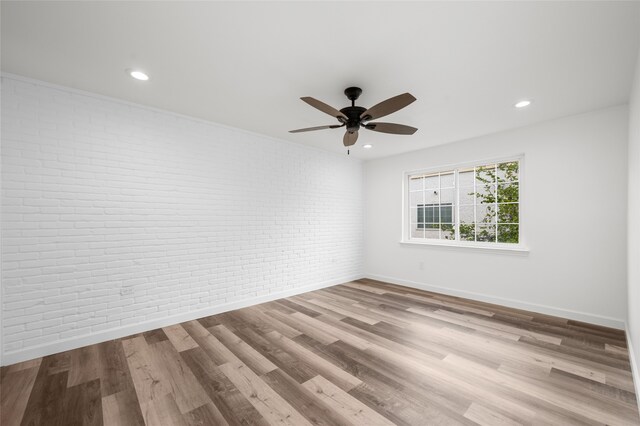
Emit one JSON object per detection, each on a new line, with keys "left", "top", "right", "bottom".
{"left": 1, "top": 279, "right": 639, "bottom": 425}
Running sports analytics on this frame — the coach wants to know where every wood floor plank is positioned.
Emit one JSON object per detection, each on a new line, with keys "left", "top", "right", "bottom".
{"left": 152, "top": 340, "right": 211, "bottom": 414}
{"left": 272, "top": 299, "right": 322, "bottom": 318}
{"left": 266, "top": 309, "right": 339, "bottom": 345}
{"left": 208, "top": 324, "right": 278, "bottom": 375}
{"left": 1, "top": 358, "right": 41, "bottom": 377}
{"left": 261, "top": 368, "right": 351, "bottom": 426}
{"left": 101, "top": 389, "right": 146, "bottom": 426}
{"left": 0, "top": 366, "right": 39, "bottom": 426}
{"left": 180, "top": 347, "right": 269, "bottom": 426}
{"left": 122, "top": 336, "right": 172, "bottom": 407}
{"left": 19, "top": 370, "right": 68, "bottom": 426}
{"left": 314, "top": 339, "right": 477, "bottom": 425}
{"left": 181, "top": 320, "right": 237, "bottom": 365}
{"left": 444, "top": 353, "right": 638, "bottom": 425}
{"left": 3, "top": 279, "right": 638, "bottom": 425}
{"left": 232, "top": 325, "right": 319, "bottom": 384}
{"left": 302, "top": 375, "right": 395, "bottom": 426}
{"left": 97, "top": 339, "right": 136, "bottom": 397}
{"left": 140, "top": 393, "right": 187, "bottom": 426}
{"left": 163, "top": 324, "right": 199, "bottom": 352}
{"left": 67, "top": 344, "right": 100, "bottom": 387}
{"left": 343, "top": 281, "right": 389, "bottom": 295}
{"left": 40, "top": 350, "right": 72, "bottom": 376}
{"left": 307, "top": 298, "right": 380, "bottom": 325}
{"left": 143, "top": 328, "right": 169, "bottom": 345}
{"left": 62, "top": 378, "right": 103, "bottom": 426}
{"left": 264, "top": 330, "right": 363, "bottom": 392}
{"left": 289, "top": 295, "right": 349, "bottom": 320}
{"left": 464, "top": 402, "right": 521, "bottom": 426}
{"left": 219, "top": 361, "right": 313, "bottom": 426}
{"left": 290, "top": 312, "right": 372, "bottom": 351}
{"left": 407, "top": 307, "right": 523, "bottom": 341}
{"left": 247, "top": 308, "right": 305, "bottom": 339}
{"left": 182, "top": 402, "right": 229, "bottom": 426}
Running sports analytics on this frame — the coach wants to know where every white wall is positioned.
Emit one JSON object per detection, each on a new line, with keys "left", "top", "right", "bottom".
{"left": 0, "top": 75, "right": 363, "bottom": 365}
{"left": 364, "top": 105, "right": 629, "bottom": 327}
{"left": 627, "top": 47, "right": 640, "bottom": 399}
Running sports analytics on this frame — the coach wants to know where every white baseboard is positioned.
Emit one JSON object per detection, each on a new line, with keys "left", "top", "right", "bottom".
{"left": 1, "top": 274, "right": 363, "bottom": 366}
{"left": 365, "top": 273, "right": 626, "bottom": 330}
{"left": 625, "top": 324, "right": 640, "bottom": 414}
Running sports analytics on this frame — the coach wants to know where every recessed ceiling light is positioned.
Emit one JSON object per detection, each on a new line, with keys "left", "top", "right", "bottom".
{"left": 128, "top": 69, "right": 149, "bottom": 81}
{"left": 514, "top": 100, "right": 532, "bottom": 109}
{"left": 363, "top": 144, "right": 373, "bottom": 149}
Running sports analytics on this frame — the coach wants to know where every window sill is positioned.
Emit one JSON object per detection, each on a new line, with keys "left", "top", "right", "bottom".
{"left": 400, "top": 239, "right": 530, "bottom": 254}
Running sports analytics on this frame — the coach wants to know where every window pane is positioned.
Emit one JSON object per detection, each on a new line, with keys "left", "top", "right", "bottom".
{"left": 497, "top": 183, "right": 519, "bottom": 203}
{"left": 440, "top": 188, "right": 455, "bottom": 204}
{"left": 459, "top": 223, "right": 475, "bottom": 241}
{"left": 497, "top": 203, "right": 519, "bottom": 224}
{"left": 440, "top": 204, "right": 454, "bottom": 224}
{"left": 409, "top": 191, "right": 424, "bottom": 207}
{"left": 459, "top": 205, "right": 474, "bottom": 224}
{"left": 424, "top": 224, "right": 440, "bottom": 240}
{"left": 459, "top": 186, "right": 475, "bottom": 205}
{"left": 409, "top": 176, "right": 424, "bottom": 191}
{"left": 424, "top": 174, "right": 439, "bottom": 189}
{"left": 440, "top": 172, "right": 455, "bottom": 188}
{"left": 410, "top": 227, "right": 424, "bottom": 239}
{"left": 498, "top": 224, "right": 519, "bottom": 243}
{"left": 459, "top": 168, "right": 474, "bottom": 186}
{"left": 441, "top": 224, "right": 455, "bottom": 240}
{"left": 424, "top": 190, "right": 439, "bottom": 204}
{"left": 476, "top": 204, "right": 497, "bottom": 224}
{"left": 476, "top": 224, "right": 496, "bottom": 242}
{"left": 476, "top": 184, "right": 496, "bottom": 204}
{"left": 476, "top": 164, "right": 496, "bottom": 184}
{"left": 497, "top": 161, "right": 519, "bottom": 183}
{"left": 424, "top": 205, "right": 438, "bottom": 223}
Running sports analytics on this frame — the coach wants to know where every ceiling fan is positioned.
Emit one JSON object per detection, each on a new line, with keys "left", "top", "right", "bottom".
{"left": 289, "top": 87, "right": 418, "bottom": 150}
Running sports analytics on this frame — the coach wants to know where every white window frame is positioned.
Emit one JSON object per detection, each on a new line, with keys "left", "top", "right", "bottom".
{"left": 401, "top": 154, "right": 528, "bottom": 253}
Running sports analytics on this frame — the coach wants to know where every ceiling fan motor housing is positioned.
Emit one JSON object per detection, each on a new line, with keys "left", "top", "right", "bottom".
{"left": 340, "top": 106, "right": 367, "bottom": 133}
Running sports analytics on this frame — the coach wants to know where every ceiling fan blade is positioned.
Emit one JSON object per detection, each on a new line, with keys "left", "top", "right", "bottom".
{"left": 360, "top": 93, "right": 416, "bottom": 121}
{"left": 289, "top": 124, "right": 343, "bottom": 133}
{"left": 301, "top": 97, "right": 348, "bottom": 121}
{"left": 343, "top": 131, "right": 358, "bottom": 147}
{"left": 365, "top": 122, "right": 418, "bottom": 135}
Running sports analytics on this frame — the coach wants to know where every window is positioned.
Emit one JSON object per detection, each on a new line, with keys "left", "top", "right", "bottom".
{"left": 406, "top": 158, "right": 521, "bottom": 246}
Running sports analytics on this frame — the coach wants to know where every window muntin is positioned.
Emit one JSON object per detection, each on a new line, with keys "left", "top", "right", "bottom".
{"left": 408, "top": 160, "right": 520, "bottom": 245}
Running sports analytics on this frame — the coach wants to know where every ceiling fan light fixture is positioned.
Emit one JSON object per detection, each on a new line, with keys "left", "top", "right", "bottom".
{"left": 363, "top": 144, "right": 373, "bottom": 149}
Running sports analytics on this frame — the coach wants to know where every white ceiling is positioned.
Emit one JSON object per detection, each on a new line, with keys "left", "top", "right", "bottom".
{"left": 2, "top": 2, "right": 640, "bottom": 160}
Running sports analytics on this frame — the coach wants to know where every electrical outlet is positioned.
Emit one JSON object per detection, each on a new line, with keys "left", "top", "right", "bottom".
{"left": 120, "top": 287, "right": 134, "bottom": 296}
{"left": 419, "top": 261, "right": 424, "bottom": 271}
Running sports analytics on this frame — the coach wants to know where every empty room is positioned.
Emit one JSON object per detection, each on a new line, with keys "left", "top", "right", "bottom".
{"left": 2, "top": 1, "right": 640, "bottom": 425}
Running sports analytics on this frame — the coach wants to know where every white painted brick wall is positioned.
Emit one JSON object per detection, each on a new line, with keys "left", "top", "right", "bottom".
{"left": 1, "top": 76, "right": 363, "bottom": 359}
